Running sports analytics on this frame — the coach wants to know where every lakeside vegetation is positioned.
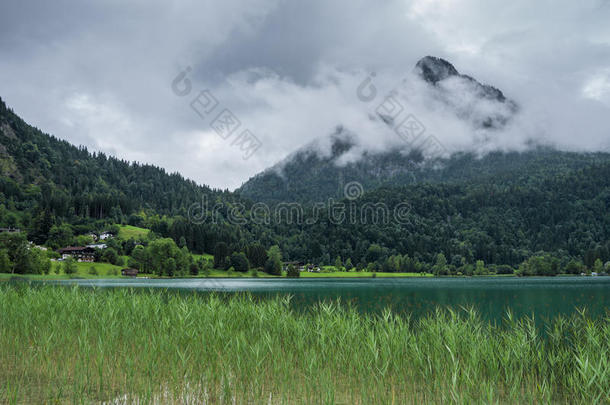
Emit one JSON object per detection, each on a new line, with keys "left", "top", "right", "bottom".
{"left": 1, "top": 284, "right": 608, "bottom": 404}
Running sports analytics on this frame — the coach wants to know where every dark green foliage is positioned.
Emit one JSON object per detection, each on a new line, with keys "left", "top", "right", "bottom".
{"left": 516, "top": 255, "right": 560, "bottom": 276}
{"left": 0, "top": 232, "right": 50, "bottom": 274}
{"left": 0, "top": 249, "right": 11, "bottom": 272}
{"left": 286, "top": 264, "right": 300, "bottom": 278}
{"left": 63, "top": 257, "right": 76, "bottom": 275}
{"left": 265, "top": 245, "right": 282, "bottom": 276}
{"left": 189, "top": 262, "right": 199, "bottom": 276}
{"left": 230, "top": 252, "right": 250, "bottom": 272}
{"left": 214, "top": 242, "right": 229, "bottom": 269}
{"left": 102, "top": 248, "right": 119, "bottom": 265}
{"left": 246, "top": 243, "right": 267, "bottom": 268}
{"left": 494, "top": 265, "right": 514, "bottom": 275}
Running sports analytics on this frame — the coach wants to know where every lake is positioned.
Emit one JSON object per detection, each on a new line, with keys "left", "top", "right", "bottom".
{"left": 52, "top": 276, "right": 610, "bottom": 323}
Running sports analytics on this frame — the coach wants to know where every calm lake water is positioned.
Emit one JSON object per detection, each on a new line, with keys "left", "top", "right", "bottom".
{"left": 52, "top": 276, "right": 610, "bottom": 323}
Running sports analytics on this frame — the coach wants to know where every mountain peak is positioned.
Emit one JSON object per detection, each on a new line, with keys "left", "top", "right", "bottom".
{"left": 413, "top": 55, "right": 518, "bottom": 128}
{"left": 415, "top": 56, "right": 459, "bottom": 84}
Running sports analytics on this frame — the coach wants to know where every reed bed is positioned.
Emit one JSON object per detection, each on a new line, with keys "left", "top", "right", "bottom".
{"left": 0, "top": 284, "right": 608, "bottom": 404}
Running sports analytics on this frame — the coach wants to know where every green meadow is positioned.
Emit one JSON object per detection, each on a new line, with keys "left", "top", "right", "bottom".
{"left": 0, "top": 284, "right": 608, "bottom": 404}
{"left": 117, "top": 225, "right": 150, "bottom": 240}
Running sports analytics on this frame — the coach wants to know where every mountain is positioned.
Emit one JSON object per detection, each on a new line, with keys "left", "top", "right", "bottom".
{"left": 238, "top": 56, "right": 603, "bottom": 205}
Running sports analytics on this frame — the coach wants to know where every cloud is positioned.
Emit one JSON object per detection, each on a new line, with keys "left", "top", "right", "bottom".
{"left": 0, "top": 0, "right": 609, "bottom": 189}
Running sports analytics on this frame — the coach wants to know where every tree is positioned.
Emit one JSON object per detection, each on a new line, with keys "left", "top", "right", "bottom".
{"left": 433, "top": 253, "right": 448, "bottom": 276}
{"left": 345, "top": 258, "right": 353, "bottom": 272}
{"left": 48, "top": 224, "right": 74, "bottom": 249}
{"left": 30, "top": 248, "right": 51, "bottom": 275}
{"left": 200, "top": 259, "right": 211, "bottom": 277}
{"left": 474, "top": 260, "right": 487, "bottom": 276}
{"left": 495, "top": 265, "right": 514, "bottom": 275}
{"left": 0, "top": 250, "right": 11, "bottom": 273}
{"left": 189, "top": 262, "right": 199, "bottom": 276}
{"left": 214, "top": 242, "right": 229, "bottom": 269}
{"left": 593, "top": 259, "right": 603, "bottom": 274}
{"left": 75, "top": 234, "right": 95, "bottom": 246}
{"left": 286, "top": 264, "right": 300, "bottom": 278}
{"left": 102, "top": 248, "right": 119, "bottom": 265}
{"left": 164, "top": 257, "right": 177, "bottom": 277}
{"left": 365, "top": 244, "right": 383, "bottom": 263}
{"left": 63, "top": 257, "right": 76, "bottom": 275}
{"left": 131, "top": 245, "right": 148, "bottom": 272}
{"left": 230, "top": 252, "right": 250, "bottom": 272}
{"left": 334, "top": 256, "right": 343, "bottom": 271}
{"left": 146, "top": 238, "right": 186, "bottom": 276}
{"left": 265, "top": 245, "right": 282, "bottom": 276}
{"left": 516, "top": 255, "right": 558, "bottom": 277}
{"left": 246, "top": 243, "right": 267, "bottom": 268}
{"left": 565, "top": 260, "right": 584, "bottom": 275}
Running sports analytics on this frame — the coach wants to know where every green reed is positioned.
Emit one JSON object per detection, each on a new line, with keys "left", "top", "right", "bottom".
{"left": 0, "top": 284, "right": 608, "bottom": 404}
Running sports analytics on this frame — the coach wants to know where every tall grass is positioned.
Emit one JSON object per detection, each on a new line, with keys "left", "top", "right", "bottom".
{"left": 0, "top": 284, "right": 608, "bottom": 404}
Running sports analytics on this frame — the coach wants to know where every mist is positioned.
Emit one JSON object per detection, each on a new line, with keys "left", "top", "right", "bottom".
{"left": 1, "top": 0, "right": 609, "bottom": 189}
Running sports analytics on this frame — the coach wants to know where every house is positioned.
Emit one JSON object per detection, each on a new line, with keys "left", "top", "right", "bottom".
{"left": 99, "top": 232, "right": 113, "bottom": 240}
{"left": 121, "top": 268, "right": 138, "bottom": 277}
{"left": 58, "top": 246, "right": 96, "bottom": 262}
{"left": 86, "top": 243, "right": 107, "bottom": 250}
{"left": 0, "top": 227, "right": 21, "bottom": 233}
{"left": 283, "top": 261, "right": 305, "bottom": 271}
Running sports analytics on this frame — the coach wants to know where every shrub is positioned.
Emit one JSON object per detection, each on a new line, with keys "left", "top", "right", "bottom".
{"left": 63, "top": 257, "right": 76, "bottom": 275}
{"left": 286, "top": 264, "right": 300, "bottom": 278}
{"left": 230, "top": 252, "right": 250, "bottom": 273}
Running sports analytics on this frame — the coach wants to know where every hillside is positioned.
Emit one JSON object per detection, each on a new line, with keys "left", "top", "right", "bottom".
{"left": 263, "top": 160, "right": 610, "bottom": 269}
{"left": 0, "top": 96, "right": 245, "bottom": 251}
{"left": 238, "top": 131, "right": 610, "bottom": 205}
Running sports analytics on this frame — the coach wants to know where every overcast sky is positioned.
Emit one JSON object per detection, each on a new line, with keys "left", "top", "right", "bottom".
{"left": 1, "top": 0, "right": 610, "bottom": 189}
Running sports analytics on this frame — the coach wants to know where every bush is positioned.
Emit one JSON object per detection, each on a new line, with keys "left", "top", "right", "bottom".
{"left": 88, "top": 265, "right": 98, "bottom": 276}
{"left": 189, "top": 262, "right": 199, "bottom": 276}
{"left": 286, "top": 264, "right": 300, "bottom": 278}
{"left": 63, "top": 257, "right": 76, "bottom": 275}
{"left": 495, "top": 265, "right": 514, "bottom": 275}
{"left": 102, "top": 248, "right": 119, "bottom": 265}
{"left": 230, "top": 252, "right": 250, "bottom": 273}
{"left": 564, "top": 260, "right": 584, "bottom": 275}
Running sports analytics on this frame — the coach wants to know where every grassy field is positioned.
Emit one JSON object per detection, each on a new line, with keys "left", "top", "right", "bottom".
{"left": 0, "top": 284, "right": 608, "bottom": 404}
{"left": 0, "top": 262, "right": 126, "bottom": 281}
{"left": 117, "top": 225, "right": 150, "bottom": 240}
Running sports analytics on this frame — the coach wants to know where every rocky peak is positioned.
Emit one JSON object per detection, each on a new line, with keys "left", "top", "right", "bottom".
{"left": 415, "top": 56, "right": 459, "bottom": 84}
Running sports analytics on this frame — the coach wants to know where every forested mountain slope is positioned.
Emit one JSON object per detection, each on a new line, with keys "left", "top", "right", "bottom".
{"left": 238, "top": 132, "right": 610, "bottom": 205}
{"left": 0, "top": 96, "right": 245, "bottom": 249}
